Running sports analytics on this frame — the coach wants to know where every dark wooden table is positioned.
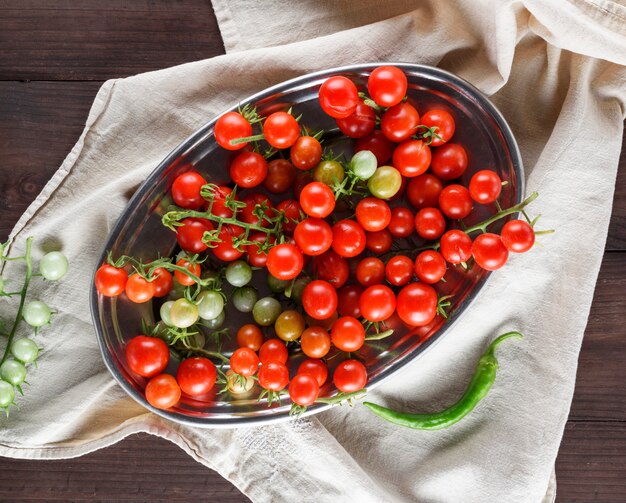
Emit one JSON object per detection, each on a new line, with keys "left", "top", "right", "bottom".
{"left": 0, "top": 2, "right": 624, "bottom": 501}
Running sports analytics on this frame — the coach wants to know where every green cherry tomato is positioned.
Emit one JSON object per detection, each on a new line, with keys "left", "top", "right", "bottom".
{"left": 232, "top": 286, "right": 258, "bottom": 313}
{"left": 23, "top": 300, "right": 52, "bottom": 327}
{"left": 253, "top": 297, "right": 282, "bottom": 326}
{"left": 0, "top": 381, "right": 15, "bottom": 408}
{"left": 196, "top": 290, "right": 224, "bottom": 321}
{"left": 159, "top": 300, "right": 175, "bottom": 326}
{"left": 153, "top": 321, "right": 176, "bottom": 345}
{"left": 0, "top": 360, "right": 27, "bottom": 386}
{"left": 39, "top": 251, "right": 69, "bottom": 281}
{"left": 205, "top": 310, "right": 226, "bottom": 329}
{"left": 313, "top": 160, "right": 345, "bottom": 186}
{"left": 350, "top": 150, "right": 377, "bottom": 180}
{"left": 169, "top": 298, "right": 199, "bottom": 328}
{"left": 225, "top": 260, "right": 253, "bottom": 287}
{"left": 368, "top": 165, "right": 402, "bottom": 199}
{"left": 11, "top": 338, "right": 39, "bottom": 364}
{"left": 268, "top": 274, "right": 290, "bottom": 293}
{"left": 288, "top": 276, "right": 311, "bottom": 303}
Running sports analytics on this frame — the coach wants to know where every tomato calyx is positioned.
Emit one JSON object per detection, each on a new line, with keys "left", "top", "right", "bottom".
{"left": 238, "top": 103, "right": 264, "bottom": 125}
{"left": 413, "top": 124, "right": 444, "bottom": 146}
{"left": 357, "top": 91, "right": 385, "bottom": 113}
{"left": 436, "top": 295, "right": 453, "bottom": 319}
{"left": 259, "top": 388, "right": 286, "bottom": 407}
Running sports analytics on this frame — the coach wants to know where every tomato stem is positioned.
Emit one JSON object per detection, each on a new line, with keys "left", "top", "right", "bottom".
{"left": 1, "top": 237, "right": 33, "bottom": 365}
{"left": 229, "top": 133, "right": 266, "bottom": 146}
{"left": 315, "top": 389, "right": 367, "bottom": 405}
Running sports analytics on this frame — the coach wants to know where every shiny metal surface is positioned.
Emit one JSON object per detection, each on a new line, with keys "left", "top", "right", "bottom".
{"left": 90, "top": 63, "right": 524, "bottom": 428}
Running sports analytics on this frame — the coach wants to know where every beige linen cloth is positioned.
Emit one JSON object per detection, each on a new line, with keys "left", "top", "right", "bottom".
{"left": 1, "top": 0, "right": 625, "bottom": 501}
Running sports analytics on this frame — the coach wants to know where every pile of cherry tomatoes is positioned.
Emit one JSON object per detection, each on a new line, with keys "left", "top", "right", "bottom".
{"left": 94, "top": 65, "right": 538, "bottom": 415}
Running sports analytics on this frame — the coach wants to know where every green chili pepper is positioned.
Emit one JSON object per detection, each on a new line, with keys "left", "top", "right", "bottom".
{"left": 363, "top": 331, "right": 523, "bottom": 430}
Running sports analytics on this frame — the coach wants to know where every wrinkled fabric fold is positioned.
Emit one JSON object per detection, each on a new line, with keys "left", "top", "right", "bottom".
{"left": 0, "top": 1, "right": 624, "bottom": 502}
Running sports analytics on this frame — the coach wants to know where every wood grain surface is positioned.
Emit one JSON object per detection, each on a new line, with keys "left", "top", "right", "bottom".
{"left": 0, "top": 2, "right": 624, "bottom": 501}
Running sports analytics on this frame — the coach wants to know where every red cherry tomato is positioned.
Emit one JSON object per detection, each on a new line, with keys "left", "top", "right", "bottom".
{"left": 298, "top": 358, "right": 328, "bottom": 386}
{"left": 354, "top": 130, "right": 395, "bottom": 165}
{"left": 331, "top": 316, "right": 365, "bottom": 352}
{"left": 258, "top": 361, "right": 289, "bottom": 391}
{"left": 302, "top": 280, "right": 338, "bottom": 320}
{"left": 420, "top": 109, "right": 455, "bottom": 147}
{"left": 266, "top": 243, "right": 304, "bottom": 280}
{"left": 290, "top": 136, "right": 323, "bottom": 170}
{"left": 299, "top": 182, "right": 336, "bottom": 218}
{"left": 300, "top": 327, "right": 331, "bottom": 359}
{"left": 439, "top": 230, "right": 472, "bottom": 264}
{"left": 125, "top": 274, "right": 155, "bottom": 303}
{"left": 396, "top": 282, "right": 439, "bottom": 327}
{"left": 333, "top": 359, "right": 367, "bottom": 393}
{"left": 368, "top": 66, "right": 408, "bottom": 107}
{"left": 263, "top": 111, "right": 300, "bottom": 149}
{"left": 259, "top": 339, "right": 288, "bottom": 365}
{"left": 385, "top": 255, "right": 414, "bottom": 286}
{"left": 240, "top": 192, "right": 273, "bottom": 228}
{"left": 356, "top": 257, "right": 385, "bottom": 287}
{"left": 236, "top": 324, "right": 264, "bottom": 351}
{"left": 245, "top": 232, "right": 275, "bottom": 268}
{"left": 95, "top": 264, "right": 128, "bottom": 297}
{"left": 230, "top": 347, "right": 260, "bottom": 377}
{"left": 276, "top": 199, "right": 303, "bottom": 235}
{"left": 471, "top": 233, "right": 509, "bottom": 270}
{"left": 500, "top": 219, "right": 535, "bottom": 253}
{"left": 365, "top": 229, "right": 393, "bottom": 253}
{"left": 264, "top": 159, "right": 297, "bottom": 194}
{"left": 406, "top": 174, "right": 443, "bottom": 210}
{"left": 439, "top": 184, "right": 473, "bottom": 219}
{"left": 430, "top": 143, "right": 468, "bottom": 180}
{"left": 414, "top": 207, "right": 446, "bottom": 240}
{"left": 388, "top": 207, "right": 414, "bottom": 238}
{"left": 214, "top": 111, "right": 253, "bottom": 151}
{"left": 318, "top": 76, "right": 359, "bottom": 119}
{"left": 392, "top": 140, "right": 432, "bottom": 177}
{"left": 355, "top": 197, "right": 391, "bottom": 232}
{"left": 229, "top": 151, "right": 268, "bottom": 189}
{"left": 204, "top": 185, "right": 234, "bottom": 218}
{"left": 294, "top": 218, "right": 333, "bottom": 256}
{"left": 414, "top": 250, "right": 447, "bottom": 284}
{"left": 359, "top": 284, "right": 396, "bottom": 322}
{"left": 125, "top": 335, "right": 169, "bottom": 378}
{"left": 171, "top": 170, "right": 207, "bottom": 210}
{"left": 176, "top": 217, "right": 213, "bottom": 253}
{"left": 469, "top": 170, "right": 502, "bottom": 204}
{"left": 336, "top": 99, "right": 376, "bottom": 138}
{"left": 289, "top": 374, "right": 320, "bottom": 406}
{"left": 381, "top": 102, "right": 420, "bottom": 143}
{"left": 174, "top": 259, "right": 201, "bottom": 286}
{"left": 337, "top": 284, "right": 363, "bottom": 318}
{"left": 176, "top": 357, "right": 217, "bottom": 396}
{"left": 312, "top": 250, "right": 349, "bottom": 289}
{"left": 331, "top": 219, "right": 366, "bottom": 258}
{"left": 145, "top": 374, "right": 181, "bottom": 410}
{"left": 151, "top": 268, "right": 173, "bottom": 298}
{"left": 213, "top": 225, "right": 245, "bottom": 262}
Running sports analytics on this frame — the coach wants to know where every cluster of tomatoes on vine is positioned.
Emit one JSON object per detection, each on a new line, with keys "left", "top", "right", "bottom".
{"left": 94, "top": 65, "right": 546, "bottom": 415}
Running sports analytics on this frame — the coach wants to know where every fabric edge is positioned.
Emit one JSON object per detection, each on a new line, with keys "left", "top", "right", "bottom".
{"left": 209, "top": 0, "right": 243, "bottom": 53}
